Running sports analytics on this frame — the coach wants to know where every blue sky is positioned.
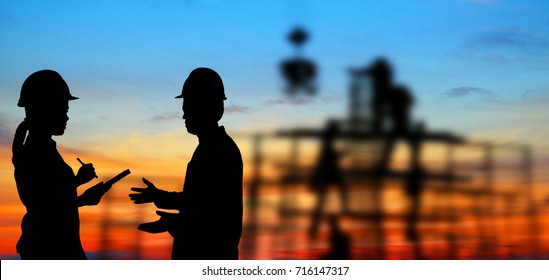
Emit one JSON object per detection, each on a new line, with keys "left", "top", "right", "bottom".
{"left": 1, "top": 0, "right": 549, "bottom": 151}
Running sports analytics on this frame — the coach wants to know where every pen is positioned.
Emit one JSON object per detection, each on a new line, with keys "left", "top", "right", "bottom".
{"left": 77, "top": 158, "right": 98, "bottom": 178}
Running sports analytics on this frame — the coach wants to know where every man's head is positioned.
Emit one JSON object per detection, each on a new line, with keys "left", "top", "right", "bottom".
{"left": 367, "top": 58, "right": 393, "bottom": 88}
{"left": 19, "top": 70, "right": 78, "bottom": 136}
{"left": 176, "top": 68, "right": 226, "bottom": 135}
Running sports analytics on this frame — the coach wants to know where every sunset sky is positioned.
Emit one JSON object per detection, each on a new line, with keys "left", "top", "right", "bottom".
{"left": 1, "top": 0, "right": 549, "bottom": 259}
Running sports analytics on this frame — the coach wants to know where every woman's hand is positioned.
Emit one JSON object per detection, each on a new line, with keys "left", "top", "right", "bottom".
{"left": 78, "top": 182, "right": 108, "bottom": 206}
{"left": 75, "top": 158, "right": 97, "bottom": 186}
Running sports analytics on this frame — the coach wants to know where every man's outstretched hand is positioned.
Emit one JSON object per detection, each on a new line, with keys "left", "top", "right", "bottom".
{"left": 129, "top": 177, "right": 159, "bottom": 204}
{"left": 138, "top": 211, "right": 178, "bottom": 234}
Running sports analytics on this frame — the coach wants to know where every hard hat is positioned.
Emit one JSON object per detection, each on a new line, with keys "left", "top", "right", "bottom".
{"left": 366, "top": 58, "right": 392, "bottom": 78}
{"left": 18, "top": 70, "right": 78, "bottom": 107}
{"left": 175, "top": 67, "right": 226, "bottom": 100}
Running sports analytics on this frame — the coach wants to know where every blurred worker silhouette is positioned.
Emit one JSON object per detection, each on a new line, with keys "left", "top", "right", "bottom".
{"left": 12, "top": 70, "right": 112, "bottom": 260}
{"left": 369, "top": 58, "right": 392, "bottom": 134}
{"left": 369, "top": 58, "right": 413, "bottom": 135}
{"left": 308, "top": 120, "right": 349, "bottom": 237}
{"left": 321, "top": 215, "right": 351, "bottom": 260}
{"left": 130, "top": 67, "right": 243, "bottom": 260}
{"left": 367, "top": 58, "right": 414, "bottom": 170}
{"left": 405, "top": 122, "right": 426, "bottom": 259}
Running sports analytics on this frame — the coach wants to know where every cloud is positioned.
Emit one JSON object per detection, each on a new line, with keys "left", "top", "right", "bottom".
{"left": 224, "top": 105, "right": 251, "bottom": 114}
{"left": 0, "top": 121, "right": 13, "bottom": 147}
{"left": 522, "top": 88, "right": 549, "bottom": 103}
{"left": 57, "top": 145, "right": 93, "bottom": 157}
{"left": 465, "top": 0, "right": 491, "bottom": 4}
{"left": 148, "top": 114, "right": 180, "bottom": 122}
{"left": 456, "top": 27, "right": 549, "bottom": 65}
{"left": 262, "top": 95, "right": 341, "bottom": 109}
{"left": 465, "top": 28, "right": 549, "bottom": 52}
{"left": 148, "top": 105, "right": 252, "bottom": 120}
{"left": 264, "top": 97, "right": 315, "bottom": 107}
{"left": 471, "top": 28, "right": 548, "bottom": 51}
{"left": 444, "top": 86, "right": 492, "bottom": 98}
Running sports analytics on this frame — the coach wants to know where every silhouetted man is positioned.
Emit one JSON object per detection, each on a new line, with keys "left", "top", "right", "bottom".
{"left": 405, "top": 123, "right": 426, "bottom": 259}
{"left": 130, "top": 67, "right": 243, "bottom": 260}
{"left": 12, "top": 70, "right": 112, "bottom": 259}
{"left": 369, "top": 58, "right": 393, "bottom": 134}
{"left": 321, "top": 216, "right": 351, "bottom": 260}
{"left": 308, "top": 120, "right": 349, "bottom": 237}
{"left": 369, "top": 58, "right": 413, "bottom": 135}
{"left": 367, "top": 58, "right": 414, "bottom": 170}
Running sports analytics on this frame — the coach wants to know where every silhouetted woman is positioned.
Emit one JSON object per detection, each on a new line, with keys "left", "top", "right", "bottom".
{"left": 12, "top": 70, "right": 107, "bottom": 259}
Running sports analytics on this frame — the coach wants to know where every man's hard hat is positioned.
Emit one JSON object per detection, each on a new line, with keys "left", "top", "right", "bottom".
{"left": 18, "top": 70, "right": 78, "bottom": 107}
{"left": 175, "top": 67, "right": 226, "bottom": 101}
{"left": 366, "top": 58, "right": 392, "bottom": 78}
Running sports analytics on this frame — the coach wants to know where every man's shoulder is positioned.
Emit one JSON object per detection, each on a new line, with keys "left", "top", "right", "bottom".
{"left": 224, "top": 134, "right": 242, "bottom": 158}
{"left": 219, "top": 128, "right": 242, "bottom": 161}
